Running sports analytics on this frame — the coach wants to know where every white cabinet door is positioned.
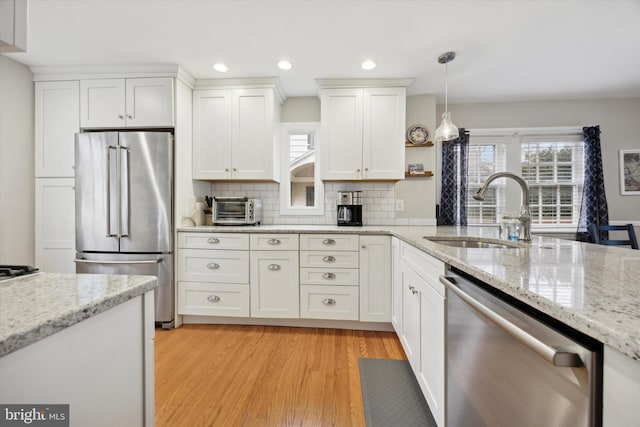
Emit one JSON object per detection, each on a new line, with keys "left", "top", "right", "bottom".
{"left": 192, "top": 89, "right": 233, "bottom": 179}
{"left": 603, "top": 345, "right": 640, "bottom": 426}
{"left": 80, "top": 79, "right": 126, "bottom": 128}
{"left": 320, "top": 88, "right": 364, "bottom": 180}
{"left": 35, "top": 178, "right": 76, "bottom": 273}
{"left": 35, "top": 81, "right": 79, "bottom": 177}
{"left": 80, "top": 77, "right": 174, "bottom": 128}
{"left": 362, "top": 87, "right": 405, "bottom": 180}
{"left": 192, "top": 87, "right": 279, "bottom": 180}
{"left": 417, "top": 275, "right": 446, "bottom": 427}
{"left": 250, "top": 250, "right": 299, "bottom": 318}
{"left": 400, "top": 264, "right": 420, "bottom": 368}
{"left": 359, "top": 235, "right": 391, "bottom": 322}
{"left": 232, "top": 88, "right": 276, "bottom": 180}
{"left": 125, "top": 77, "right": 174, "bottom": 128}
{"left": 391, "top": 237, "right": 403, "bottom": 333}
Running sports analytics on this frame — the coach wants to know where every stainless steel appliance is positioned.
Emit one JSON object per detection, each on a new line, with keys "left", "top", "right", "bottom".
{"left": 337, "top": 191, "right": 363, "bottom": 226}
{"left": 441, "top": 268, "right": 602, "bottom": 427}
{"left": 74, "top": 131, "right": 174, "bottom": 328}
{"left": 213, "top": 197, "right": 262, "bottom": 225}
{"left": 0, "top": 265, "right": 39, "bottom": 281}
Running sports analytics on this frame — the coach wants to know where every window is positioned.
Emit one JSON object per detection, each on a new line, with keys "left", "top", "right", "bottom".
{"left": 279, "top": 122, "right": 324, "bottom": 215}
{"left": 467, "top": 129, "right": 583, "bottom": 230}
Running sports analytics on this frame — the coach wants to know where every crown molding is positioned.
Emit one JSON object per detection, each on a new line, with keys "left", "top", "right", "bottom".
{"left": 194, "top": 77, "right": 287, "bottom": 103}
{"left": 31, "top": 64, "right": 182, "bottom": 81}
{"left": 315, "top": 78, "right": 414, "bottom": 90}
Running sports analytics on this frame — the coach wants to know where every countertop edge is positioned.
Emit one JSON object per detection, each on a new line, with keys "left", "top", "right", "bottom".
{"left": 0, "top": 276, "right": 157, "bottom": 358}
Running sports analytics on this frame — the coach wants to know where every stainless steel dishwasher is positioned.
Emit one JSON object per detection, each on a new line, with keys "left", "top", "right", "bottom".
{"left": 441, "top": 268, "right": 602, "bottom": 427}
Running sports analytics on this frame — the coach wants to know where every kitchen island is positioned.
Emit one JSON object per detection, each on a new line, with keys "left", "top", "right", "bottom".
{"left": 0, "top": 273, "right": 157, "bottom": 427}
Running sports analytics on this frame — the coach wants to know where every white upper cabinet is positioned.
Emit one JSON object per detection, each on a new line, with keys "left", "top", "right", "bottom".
{"left": 192, "top": 84, "right": 282, "bottom": 181}
{"left": 319, "top": 82, "right": 407, "bottom": 180}
{"left": 80, "top": 77, "right": 174, "bottom": 128}
{"left": 35, "top": 81, "right": 80, "bottom": 177}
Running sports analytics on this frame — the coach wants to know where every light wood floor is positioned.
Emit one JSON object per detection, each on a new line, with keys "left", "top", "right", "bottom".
{"left": 155, "top": 324, "right": 406, "bottom": 427}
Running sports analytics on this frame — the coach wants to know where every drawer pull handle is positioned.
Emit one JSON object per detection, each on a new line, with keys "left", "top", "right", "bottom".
{"left": 322, "top": 239, "right": 336, "bottom": 245}
{"left": 207, "top": 262, "right": 220, "bottom": 269}
{"left": 207, "top": 238, "right": 220, "bottom": 244}
{"left": 207, "top": 295, "right": 220, "bottom": 303}
{"left": 323, "top": 272, "right": 336, "bottom": 280}
{"left": 322, "top": 298, "right": 336, "bottom": 306}
{"left": 268, "top": 264, "right": 281, "bottom": 271}
{"left": 409, "top": 285, "right": 418, "bottom": 295}
{"left": 267, "top": 239, "right": 281, "bottom": 245}
{"left": 322, "top": 256, "right": 336, "bottom": 263}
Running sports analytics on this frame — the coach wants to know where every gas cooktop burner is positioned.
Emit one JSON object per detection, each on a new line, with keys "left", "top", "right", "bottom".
{"left": 0, "top": 265, "right": 39, "bottom": 281}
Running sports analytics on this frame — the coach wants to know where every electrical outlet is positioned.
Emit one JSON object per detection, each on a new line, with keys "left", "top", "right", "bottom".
{"left": 396, "top": 200, "right": 404, "bottom": 211}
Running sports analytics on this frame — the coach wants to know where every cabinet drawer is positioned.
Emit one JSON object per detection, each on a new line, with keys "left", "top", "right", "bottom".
{"left": 400, "top": 241, "right": 445, "bottom": 294}
{"left": 178, "top": 249, "right": 249, "bottom": 283}
{"left": 250, "top": 234, "right": 299, "bottom": 250}
{"left": 300, "top": 285, "right": 359, "bottom": 320}
{"left": 177, "top": 282, "right": 249, "bottom": 317}
{"left": 300, "top": 251, "right": 359, "bottom": 268}
{"left": 178, "top": 232, "right": 249, "bottom": 250}
{"left": 300, "top": 234, "right": 359, "bottom": 251}
{"left": 300, "top": 268, "right": 359, "bottom": 286}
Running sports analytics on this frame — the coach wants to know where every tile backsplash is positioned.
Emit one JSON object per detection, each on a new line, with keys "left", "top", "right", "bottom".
{"left": 210, "top": 182, "right": 433, "bottom": 226}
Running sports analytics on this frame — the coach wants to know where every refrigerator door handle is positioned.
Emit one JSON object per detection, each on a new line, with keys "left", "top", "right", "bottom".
{"left": 120, "top": 145, "right": 131, "bottom": 238}
{"left": 106, "top": 145, "right": 118, "bottom": 237}
{"left": 75, "top": 258, "right": 163, "bottom": 265}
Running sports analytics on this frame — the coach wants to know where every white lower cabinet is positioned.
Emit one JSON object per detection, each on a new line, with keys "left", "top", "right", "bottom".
{"left": 35, "top": 178, "right": 76, "bottom": 273}
{"left": 391, "top": 237, "right": 403, "bottom": 333}
{"left": 359, "top": 235, "right": 391, "bottom": 322}
{"left": 300, "top": 284, "right": 359, "bottom": 320}
{"left": 603, "top": 345, "right": 640, "bottom": 426}
{"left": 398, "top": 241, "right": 446, "bottom": 427}
{"left": 250, "top": 250, "right": 299, "bottom": 318}
{"left": 177, "top": 233, "right": 250, "bottom": 317}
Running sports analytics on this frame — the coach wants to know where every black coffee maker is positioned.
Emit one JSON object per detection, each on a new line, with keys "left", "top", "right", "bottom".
{"left": 337, "top": 191, "right": 363, "bottom": 226}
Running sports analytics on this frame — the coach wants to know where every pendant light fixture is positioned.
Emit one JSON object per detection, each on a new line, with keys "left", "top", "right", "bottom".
{"left": 434, "top": 51, "right": 459, "bottom": 143}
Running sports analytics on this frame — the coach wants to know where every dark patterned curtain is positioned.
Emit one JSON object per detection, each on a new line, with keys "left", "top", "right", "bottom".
{"left": 577, "top": 125, "right": 609, "bottom": 242}
{"left": 438, "top": 129, "right": 469, "bottom": 226}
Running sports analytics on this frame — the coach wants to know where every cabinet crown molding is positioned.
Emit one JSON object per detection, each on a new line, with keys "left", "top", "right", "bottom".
{"left": 194, "top": 77, "right": 286, "bottom": 104}
{"left": 315, "top": 78, "right": 413, "bottom": 90}
{"left": 31, "top": 64, "right": 184, "bottom": 82}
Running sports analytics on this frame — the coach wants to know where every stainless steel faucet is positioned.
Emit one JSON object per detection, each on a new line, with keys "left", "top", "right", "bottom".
{"left": 473, "top": 172, "right": 532, "bottom": 242}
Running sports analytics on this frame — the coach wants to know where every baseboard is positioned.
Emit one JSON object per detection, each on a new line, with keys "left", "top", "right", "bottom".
{"left": 180, "top": 315, "right": 394, "bottom": 332}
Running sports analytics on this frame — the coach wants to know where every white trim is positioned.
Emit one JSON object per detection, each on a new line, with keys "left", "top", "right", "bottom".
{"left": 279, "top": 122, "right": 324, "bottom": 216}
{"left": 469, "top": 126, "right": 583, "bottom": 137}
{"left": 194, "top": 77, "right": 286, "bottom": 103}
{"left": 31, "top": 64, "right": 182, "bottom": 81}
{"left": 315, "top": 78, "right": 413, "bottom": 96}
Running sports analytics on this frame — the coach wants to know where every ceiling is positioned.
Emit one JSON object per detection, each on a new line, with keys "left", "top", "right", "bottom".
{"left": 5, "top": 0, "right": 640, "bottom": 103}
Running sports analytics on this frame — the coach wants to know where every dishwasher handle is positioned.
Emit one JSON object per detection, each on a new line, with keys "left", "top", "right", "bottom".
{"left": 440, "top": 275, "right": 583, "bottom": 368}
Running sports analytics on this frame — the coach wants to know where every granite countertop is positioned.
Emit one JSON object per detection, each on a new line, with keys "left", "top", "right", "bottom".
{"left": 0, "top": 273, "right": 158, "bottom": 357}
{"left": 179, "top": 224, "right": 640, "bottom": 361}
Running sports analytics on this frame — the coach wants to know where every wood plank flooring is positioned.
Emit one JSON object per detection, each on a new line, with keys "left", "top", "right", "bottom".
{"left": 155, "top": 324, "right": 406, "bottom": 426}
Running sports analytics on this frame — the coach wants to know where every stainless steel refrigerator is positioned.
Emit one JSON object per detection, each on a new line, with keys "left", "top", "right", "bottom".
{"left": 75, "top": 131, "right": 174, "bottom": 328}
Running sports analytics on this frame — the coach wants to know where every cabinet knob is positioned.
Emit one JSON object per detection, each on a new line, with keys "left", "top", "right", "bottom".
{"left": 267, "top": 239, "right": 281, "bottom": 245}
{"left": 322, "top": 239, "right": 336, "bottom": 245}
{"left": 207, "top": 295, "right": 220, "bottom": 303}
{"left": 225, "top": 168, "right": 229, "bottom": 172}
{"left": 322, "top": 272, "right": 336, "bottom": 280}
{"left": 322, "top": 255, "right": 336, "bottom": 263}
{"left": 233, "top": 168, "right": 237, "bottom": 172}
{"left": 361, "top": 245, "right": 366, "bottom": 249}
{"left": 127, "top": 114, "right": 133, "bottom": 119}
{"left": 356, "top": 168, "right": 361, "bottom": 173}
{"left": 409, "top": 285, "right": 418, "bottom": 295}
{"left": 267, "top": 264, "right": 281, "bottom": 271}
{"left": 118, "top": 114, "right": 124, "bottom": 119}
{"left": 207, "top": 238, "right": 220, "bottom": 244}
{"left": 207, "top": 262, "right": 220, "bottom": 270}
{"left": 322, "top": 298, "right": 336, "bottom": 306}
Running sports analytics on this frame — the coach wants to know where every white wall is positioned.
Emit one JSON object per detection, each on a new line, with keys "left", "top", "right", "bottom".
{"left": 441, "top": 98, "right": 640, "bottom": 224}
{"left": 0, "top": 55, "right": 34, "bottom": 264}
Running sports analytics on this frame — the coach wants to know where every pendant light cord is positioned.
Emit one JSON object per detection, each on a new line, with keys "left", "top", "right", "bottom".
{"left": 444, "top": 62, "right": 449, "bottom": 113}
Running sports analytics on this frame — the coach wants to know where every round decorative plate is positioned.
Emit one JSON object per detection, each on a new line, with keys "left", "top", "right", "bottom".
{"left": 406, "top": 124, "right": 431, "bottom": 145}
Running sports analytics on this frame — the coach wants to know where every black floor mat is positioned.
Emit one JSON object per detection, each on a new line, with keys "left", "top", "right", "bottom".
{"left": 359, "top": 358, "right": 437, "bottom": 427}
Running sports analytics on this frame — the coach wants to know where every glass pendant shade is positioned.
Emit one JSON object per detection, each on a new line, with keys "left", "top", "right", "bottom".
{"left": 435, "top": 111, "right": 459, "bottom": 142}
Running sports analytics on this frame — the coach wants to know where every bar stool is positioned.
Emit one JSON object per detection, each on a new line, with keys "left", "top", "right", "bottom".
{"left": 590, "top": 224, "right": 639, "bottom": 250}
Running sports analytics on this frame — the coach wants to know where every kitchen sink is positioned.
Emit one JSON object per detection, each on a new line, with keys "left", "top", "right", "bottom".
{"left": 423, "top": 237, "right": 523, "bottom": 249}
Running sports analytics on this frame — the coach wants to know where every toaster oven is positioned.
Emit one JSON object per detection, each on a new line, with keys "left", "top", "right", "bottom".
{"left": 213, "top": 197, "right": 262, "bottom": 225}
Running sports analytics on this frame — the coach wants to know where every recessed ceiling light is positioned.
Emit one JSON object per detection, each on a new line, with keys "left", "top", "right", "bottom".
{"left": 277, "top": 60, "right": 293, "bottom": 71}
{"left": 361, "top": 60, "right": 376, "bottom": 70}
{"left": 212, "top": 63, "right": 228, "bottom": 72}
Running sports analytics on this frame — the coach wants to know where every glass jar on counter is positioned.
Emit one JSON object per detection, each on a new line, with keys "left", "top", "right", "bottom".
{"left": 500, "top": 212, "right": 521, "bottom": 241}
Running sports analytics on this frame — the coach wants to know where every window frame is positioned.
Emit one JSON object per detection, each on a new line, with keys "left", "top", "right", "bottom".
{"left": 467, "top": 127, "right": 583, "bottom": 232}
{"left": 279, "top": 122, "right": 324, "bottom": 216}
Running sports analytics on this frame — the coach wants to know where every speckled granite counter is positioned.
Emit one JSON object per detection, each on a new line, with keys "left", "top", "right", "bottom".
{"left": 179, "top": 224, "right": 640, "bottom": 360}
{"left": 0, "top": 273, "right": 158, "bottom": 357}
